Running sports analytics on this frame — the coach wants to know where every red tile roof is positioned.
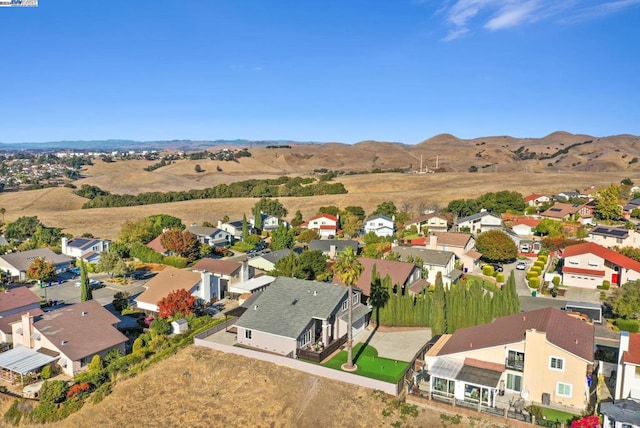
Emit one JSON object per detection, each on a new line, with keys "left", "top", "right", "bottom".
{"left": 146, "top": 235, "right": 168, "bottom": 254}
{"left": 320, "top": 225, "right": 338, "bottom": 230}
{"left": 524, "top": 193, "right": 544, "bottom": 202}
{"left": 308, "top": 213, "right": 338, "bottom": 222}
{"left": 623, "top": 333, "right": 640, "bottom": 365}
{"left": 562, "top": 266, "right": 606, "bottom": 276}
{"left": 563, "top": 242, "right": 640, "bottom": 273}
{"left": 512, "top": 218, "right": 541, "bottom": 228}
{"left": 410, "top": 237, "right": 427, "bottom": 246}
{"left": 434, "top": 307, "right": 594, "bottom": 362}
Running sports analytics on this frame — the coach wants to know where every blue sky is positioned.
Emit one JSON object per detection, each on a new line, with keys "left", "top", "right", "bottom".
{"left": 1, "top": 0, "right": 639, "bottom": 144}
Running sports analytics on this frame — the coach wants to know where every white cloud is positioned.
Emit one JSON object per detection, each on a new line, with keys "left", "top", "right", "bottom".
{"left": 437, "top": 0, "right": 640, "bottom": 40}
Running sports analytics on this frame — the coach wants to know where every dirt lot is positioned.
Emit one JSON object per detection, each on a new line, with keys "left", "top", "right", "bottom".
{"left": 0, "top": 346, "right": 507, "bottom": 428}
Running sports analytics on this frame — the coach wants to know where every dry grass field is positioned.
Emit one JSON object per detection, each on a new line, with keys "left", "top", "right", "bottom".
{"left": 0, "top": 166, "right": 632, "bottom": 241}
{"left": 0, "top": 346, "right": 504, "bottom": 428}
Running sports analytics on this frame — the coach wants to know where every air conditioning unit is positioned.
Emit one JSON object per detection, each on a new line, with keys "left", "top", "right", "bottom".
{"left": 542, "top": 392, "right": 551, "bottom": 406}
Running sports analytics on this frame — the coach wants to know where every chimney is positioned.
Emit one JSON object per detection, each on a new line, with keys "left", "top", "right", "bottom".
{"left": 217, "top": 220, "right": 223, "bottom": 228}
{"left": 329, "top": 245, "right": 337, "bottom": 260}
{"left": 240, "top": 259, "right": 250, "bottom": 283}
{"left": 428, "top": 233, "right": 437, "bottom": 249}
{"left": 616, "top": 331, "right": 630, "bottom": 399}
{"left": 61, "top": 237, "right": 68, "bottom": 255}
{"left": 21, "top": 313, "right": 34, "bottom": 348}
{"left": 200, "top": 271, "right": 212, "bottom": 302}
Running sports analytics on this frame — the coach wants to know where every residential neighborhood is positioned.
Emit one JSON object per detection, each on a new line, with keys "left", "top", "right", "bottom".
{"left": 0, "top": 182, "right": 640, "bottom": 426}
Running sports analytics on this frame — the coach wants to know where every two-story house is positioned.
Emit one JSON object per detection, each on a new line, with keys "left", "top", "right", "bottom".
{"left": 250, "top": 212, "right": 288, "bottom": 233}
{"left": 587, "top": 226, "right": 640, "bottom": 249}
{"left": 404, "top": 213, "right": 449, "bottom": 234}
{"left": 217, "top": 219, "right": 247, "bottom": 240}
{"left": 190, "top": 258, "right": 252, "bottom": 298}
{"left": 393, "top": 246, "right": 457, "bottom": 286}
{"left": 561, "top": 242, "right": 640, "bottom": 288}
{"left": 0, "top": 249, "right": 73, "bottom": 281}
{"left": 363, "top": 215, "right": 395, "bottom": 237}
{"left": 424, "top": 232, "right": 479, "bottom": 273}
{"left": 187, "top": 225, "right": 234, "bottom": 247}
{"left": 601, "top": 331, "right": 640, "bottom": 428}
{"left": 300, "top": 213, "right": 340, "bottom": 239}
{"left": 234, "top": 277, "right": 371, "bottom": 357}
{"left": 0, "top": 285, "right": 43, "bottom": 344}
{"left": 455, "top": 212, "right": 502, "bottom": 234}
{"left": 425, "top": 308, "right": 595, "bottom": 411}
{"left": 61, "top": 237, "right": 110, "bottom": 264}
{"left": 524, "top": 194, "right": 551, "bottom": 207}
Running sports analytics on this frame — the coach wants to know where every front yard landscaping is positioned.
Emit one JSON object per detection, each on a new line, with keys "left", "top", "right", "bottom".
{"left": 321, "top": 343, "right": 408, "bottom": 383}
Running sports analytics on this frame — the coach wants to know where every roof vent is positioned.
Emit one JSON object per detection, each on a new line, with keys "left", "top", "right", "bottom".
{"left": 575, "top": 339, "right": 579, "bottom": 344}
{"left": 61, "top": 340, "right": 68, "bottom": 346}
{"left": 469, "top": 342, "right": 473, "bottom": 348}
{"left": 292, "top": 299, "right": 298, "bottom": 305}
{"left": 81, "top": 311, "right": 88, "bottom": 316}
{"left": 522, "top": 315, "right": 526, "bottom": 321}
{"left": 313, "top": 290, "right": 318, "bottom": 296}
{"left": 253, "top": 305, "right": 258, "bottom": 311}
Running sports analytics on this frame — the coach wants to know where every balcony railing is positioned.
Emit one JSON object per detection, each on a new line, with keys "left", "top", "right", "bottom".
{"left": 297, "top": 335, "right": 347, "bottom": 363}
{"left": 505, "top": 357, "right": 524, "bottom": 372}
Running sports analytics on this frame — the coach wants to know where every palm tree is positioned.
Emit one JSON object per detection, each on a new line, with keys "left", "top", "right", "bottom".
{"left": 0, "top": 208, "right": 5, "bottom": 224}
{"left": 334, "top": 246, "right": 363, "bottom": 370}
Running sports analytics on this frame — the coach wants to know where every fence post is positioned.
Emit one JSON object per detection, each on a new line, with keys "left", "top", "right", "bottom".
{"left": 531, "top": 415, "right": 535, "bottom": 425}
{"left": 477, "top": 401, "right": 481, "bottom": 412}
{"left": 452, "top": 398, "right": 456, "bottom": 407}
{"left": 503, "top": 408, "right": 508, "bottom": 418}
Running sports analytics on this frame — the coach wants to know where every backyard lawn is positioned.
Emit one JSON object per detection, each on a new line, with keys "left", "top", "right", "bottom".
{"left": 322, "top": 343, "right": 408, "bottom": 383}
{"left": 539, "top": 407, "right": 578, "bottom": 425}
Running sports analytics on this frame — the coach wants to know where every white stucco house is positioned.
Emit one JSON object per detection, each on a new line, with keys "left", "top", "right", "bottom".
{"left": 363, "top": 215, "right": 395, "bottom": 237}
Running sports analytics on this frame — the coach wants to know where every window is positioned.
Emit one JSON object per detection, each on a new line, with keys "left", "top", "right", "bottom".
{"left": 352, "top": 293, "right": 359, "bottom": 304}
{"left": 301, "top": 330, "right": 312, "bottom": 347}
{"left": 245, "top": 329, "right": 252, "bottom": 340}
{"left": 506, "top": 373, "right": 522, "bottom": 392}
{"left": 549, "top": 357, "right": 564, "bottom": 371}
{"left": 556, "top": 382, "right": 572, "bottom": 397}
{"left": 506, "top": 350, "right": 525, "bottom": 371}
{"left": 342, "top": 300, "right": 348, "bottom": 311}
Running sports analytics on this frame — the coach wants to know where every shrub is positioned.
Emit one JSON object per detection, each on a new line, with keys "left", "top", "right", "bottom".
{"left": 495, "top": 273, "right": 505, "bottom": 283}
{"left": 66, "top": 382, "right": 91, "bottom": 399}
{"left": 528, "top": 277, "right": 540, "bottom": 289}
{"left": 526, "top": 271, "right": 539, "bottom": 280}
{"left": 40, "top": 364, "right": 52, "bottom": 380}
{"left": 597, "top": 280, "right": 611, "bottom": 290}
{"left": 39, "top": 380, "right": 68, "bottom": 404}
{"left": 534, "top": 260, "right": 545, "bottom": 269}
{"left": 552, "top": 276, "right": 561, "bottom": 287}
{"left": 482, "top": 265, "right": 494, "bottom": 276}
{"left": 74, "top": 368, "right": 108, "bottom": 388}
{"left": 600, "top": 292, "right": 607, "bottom": 301}
{"left": 616, "top": 318, "right": 640, "bottom": 333}
{"left": 4, "top": 400, "right": 25, "bottom": 426}
{"left": 90, "top": 382, "right": 112, "bottom": 405}
{"left": 87, "top": 354, "right": 103, "bottom": 372}
{"left": 132, "top": 337, "right": 146, "bottom": 354}
{"left": 150, "top": 317, "right": 171, "bottom": 335}
{"left": 162, "top": 256, "right": 188, "bottom": 268}
{"left": 30, "top": 401, "right": 58, "bottom": 424}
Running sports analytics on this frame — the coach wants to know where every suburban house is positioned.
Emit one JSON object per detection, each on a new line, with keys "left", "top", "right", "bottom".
{"left": 556, "top": 191, "right": 583, "bottom": 201}
{"left": 248, "top": 249, "right": 296, "bottom": 272}
{"left": 308, "top": 239, "right": 358, "bottom": 260}
{"left": 146, "top": 235, "right": 169, "bottom": 256}
{"left": 9, "top": 301, "right": 128, "bottom": 376}
{"left": 217, "top": 219, "right": 247, "bottom": 240}
{"left": 0, "top": 249, "right": 73, "bottom": 281}
{"left": 601, "top": 331, "right": 640, "bottom": 428}
{"left": 333, "top": 257, "right": 425, "bottom": 299}
{"left": 423, "top": 232, "right": 479, "bottom": 273}
{"left": 524, "top": 194, "right": 551, "bottom": 207}
{"left": 404, "top": 213, "right": 449, "bottom": 233}
{"left": 228, "top": 275, "right": 276, "bottom": 297}
{"left": 61, "top": 236, "right": 110, "bottom": 264}
{"left": 455, "top": 212, "right": 502, "bottom": 234}
{"left": 363, "top": 214, "right": 395, "bottom": 237}
{"left": 511, "top": 218, "right": 541, "bottom": 236}
{"left": 135, "top": 266, "right": 221, "bottom": 314}
{"left": 187, "top": 225, "right": 234, "bottom": 247}
{"left": 234, "top": 277, "right": 371, "bottom": 357}
{"left": 190, "top": 258, "right": 252, "bottom": 297}
{"left": 393, "top": 247, "right": 457, "bottom": 286}
{"left": 623, "top": 197, "right": 640, "bottom": 220}
{"left": 425, "top": 308, "right": 595, "bottom": 411}
{"left": 539, "top": 202, "right": 590, "bottom": 222}
{"left": 0, "top": 285, "right": 43, "bottom": 344}
{"left": 300, "top": 213, "right": 340, "bottom": 239}
{"left": 561, "top": 242, "right": 640, "bottom": 288}
{"left": 587, "top": 226, "right": 640, "bottom": 249}
{"left": 250, "top": 212, "right": 288, "bottom": 233}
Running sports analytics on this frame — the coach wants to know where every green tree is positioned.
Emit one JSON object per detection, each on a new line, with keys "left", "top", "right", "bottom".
{"left": 534, "top": 218, "right": 563, "bottom": 237}
{"left": 341, "top": 213, "right": 363, "bottom": 238}
{"left": 475, "top": 230, "right": 518, "bottom": 262}
{"left": 271, "top": 223, "right": 295, "bottom": 250}
{"left": 334, "top": 246, "right": 364, "bottom": 370}
{"left": 39, "top": 380, "right": 68, "bottom": 404}
{"left": 431, "top": 272, "right": 446, "bottom": 335}
{"left": 112, "top": 291, "right": 131, "bottom": 313}
{"left": 5, "top": 215, "right": 42, "bottom": 241}
{"left": 372, "top": 201, "right": 398, "bottom": 218}
{"left": 296, "top": 228, "right": 319, "bottom": 244}
{"left": 242, "top": 214, "right": 249, "bottom": 241}
{"left": 150, "top": 317, "right": 171, "bottom": 335}
{"left": 318, "top": 206, "right": 340, "bottom": 216}
{"left": 291, "top": 210, "right": 304, "bottom": 228}
{"left": 369, "top": 265, "right": 390, "bottom": 326}
{"left": 80, "top": 260, "right": 92, "bottom": 302}
{"left": 0, "top": 207, "right": 5, "bottom": 224}
{"left": 342, "top": 206, "right": 366, "bottom": 221}
{"left": 607, "top": 280, "right": 640, "bottom": 319}
{"left": 26, "top": 257, "right": 56, "bottom": 284}
{"left": 87, "top": 354, "right": 103, "bottom": 371}
{"left": 253, "top": 205, "right": 263, "bottom": 232}
{"left": 272, "top": 250, "right": 328, "bottom": 280}
{"left": 254, "top": 197, "right": 288, "bottom": 218}
{"left": 596, "top": 184, "right": 623, "bottom": 220}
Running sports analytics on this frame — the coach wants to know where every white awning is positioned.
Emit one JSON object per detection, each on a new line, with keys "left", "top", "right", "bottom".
{"left": 0, "top": 346, "right": 59, "bottom": 375}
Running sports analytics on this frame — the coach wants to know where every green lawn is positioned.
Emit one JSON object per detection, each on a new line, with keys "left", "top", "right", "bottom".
{"left": 539, "top": 407, "right": 578, "bottom": 424}
{"left": 321, "top": 343, "right": 408, "bottom": 383}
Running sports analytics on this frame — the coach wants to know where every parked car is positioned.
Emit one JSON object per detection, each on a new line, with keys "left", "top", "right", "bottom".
{"left": 75, "top": 279, "right": 104, "bottom": 289}
{"left": 516, "top": 261, "right": 527, "bottom": 270}
{"left": 490, "top": 263, "right": 503, "bottom": 272}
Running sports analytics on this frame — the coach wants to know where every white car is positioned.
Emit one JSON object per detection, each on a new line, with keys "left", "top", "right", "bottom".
{"left": 75, "top": 279, "right": 104, "bottom": 289}
{"left": 516, "top": 261, "right": 527, "bottom": 270}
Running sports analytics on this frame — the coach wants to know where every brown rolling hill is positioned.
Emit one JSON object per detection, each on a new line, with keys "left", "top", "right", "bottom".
{"left": 0, "top": 131, "right": 638, "bottom": 240}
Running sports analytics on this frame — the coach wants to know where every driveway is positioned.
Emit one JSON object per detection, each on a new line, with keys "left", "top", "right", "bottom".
{"left": 353, "top": 328, "right": 431, "bottom": 362}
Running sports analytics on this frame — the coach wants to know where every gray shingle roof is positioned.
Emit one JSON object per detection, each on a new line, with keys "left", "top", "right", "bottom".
{"left": 394, "top": 247, "right": 455, "bottom": 266}
{"left": 456, "top": 212, "right": 500, "bottom": 223}
{"left": 0, "top": 248, "right": 72, "bottom": 272}
{"left": 235, "top": 277, "right": 347, "bottom": 339}
{"left": 308, "top": 239, "right": 358, "bottom": 253}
